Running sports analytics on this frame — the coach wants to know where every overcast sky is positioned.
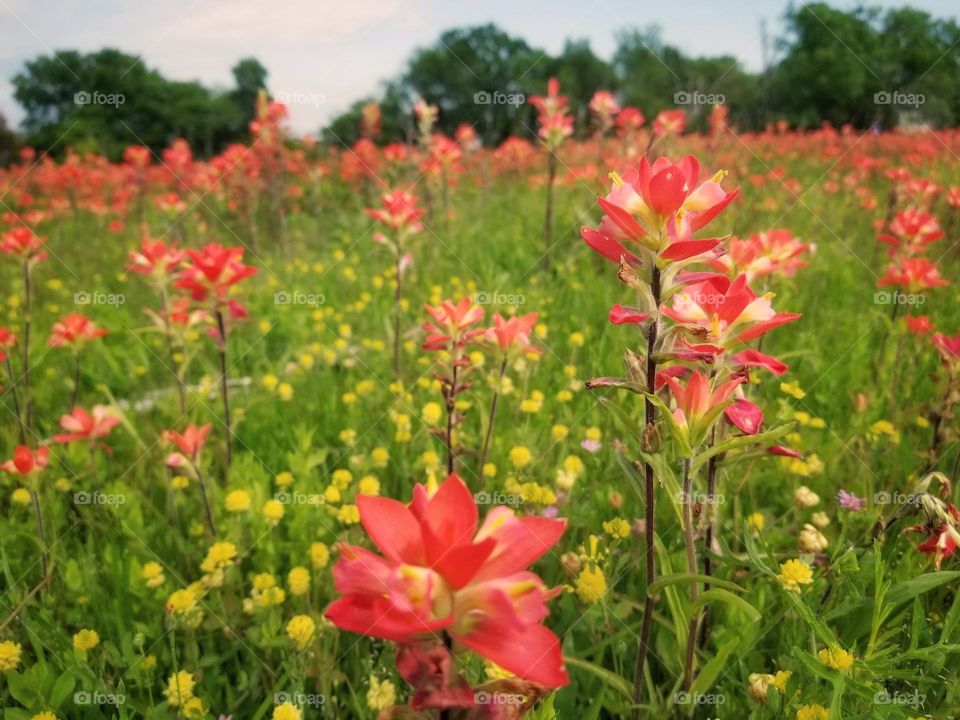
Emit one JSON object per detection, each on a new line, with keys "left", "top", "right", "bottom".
{"left": 1, "top": 0, "right": 957, "bottom": 135}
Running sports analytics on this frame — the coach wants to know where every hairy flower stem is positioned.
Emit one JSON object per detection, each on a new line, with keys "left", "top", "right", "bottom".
{"left": 699, "top": 424, "right": 720, "bottom": 649}
{"left": 195, "top": 464, "right": 218, "bottom": 537}
{"left": 632, "top": 265, "right": 661, "bottom": 718}
{"left": 479, "top": 356, "right": 508, "bottom": 473}
{"left": 21, "top": 260, "right": 31, "bottom": 432}
{"left": 445, "top": 362, "right": 459, "bottom": 475}
{"left": 215, "top": 310, "right": 232, "bottom": 470}
{"left": 30, "top": 489, "right": 48, "bottom": 579}
{"left": 160, "top": 286, "right": 186, "bottom": 415}
{"left": 394, "top": 252, "right": 403, "bottom": 378}
{"left": 5, "top": 357, "right": 25, "bottom": 444}
{"left": 542, "top": 152, "right": 557, "bottom": 271}
{"left": 682, "top": 456, "right": 699, "bottom": 692}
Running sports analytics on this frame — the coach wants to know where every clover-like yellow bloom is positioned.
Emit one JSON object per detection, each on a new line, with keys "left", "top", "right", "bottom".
{"left": 777, "top": 558, "right": 814, "bottom": 592}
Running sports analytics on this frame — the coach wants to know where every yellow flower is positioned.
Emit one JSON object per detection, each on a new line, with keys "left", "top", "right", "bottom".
{"left": 262, "top": 499, "right": 285, "bottom": 525}
{"left": 551, "top": 424, "right": 569, "bottom": 440}
{"left": 771, "top": 670, "right": 791, "bottom": 691}
{"left": 868, "top": 420, "right": 900, "bottom": 445}
{"left": 288, "top": 567, "right": 310, "bottom": 596}
{"left": 166, "top": 588, "right": 200, "bottom": 615}
{"left": 818, "top": 645, "right": 854, "bottom": 671}
{"left": 310, "top": 542, "right": 330, "bottom": 570}
{"left": 780, "top": 381, "right": 806, "bottom": 399}
{"left": 278, "top": 383, "right": 294, "bottom": 401}
{"left": 332, "top": 469, "right": 353, "bottom": 490}
{"left": 182, "top": 697, "right": 206, "bottom": 719}
{"left": 915, "top": 415, "right": 930, "bottom": 428}
{"left": 342, "top": 391, "right": 357, "bottom": 405}
{"left": 11, "top": 488, "right": 31, "bottom": 505}
{"left": 422, "top": 402, "right": 442, "bottom": 425}
{"left": 323, "top": 485, "right": 341, "bottom": 504}
{"left": 793, "top": 411, "right": 811, "bottom": 425}
{"left": 796, "top": 704, "right": 829, "bottom": 720}
{"left": 556, "top": 390, "right": 573, "bottom": 402}
{"left": 272, "top": 703, "right": 302, "bottom": 720}
{"left": 777, "top": 558, "right": 814, "bottom": 592}
{"left": 585, "top": 426, "right": 601, "bottom": 442}
{"left": 141, "top": 561, "right": 166, "bottom": 588}
{"left": 371, "top": 447, "right": 389, "bottom": 468}
{"left": 225, "top": 489, "right": 251, "bottom": 512}
{"left": 0, "top": 640, "right": 23, "bottom": 672}
{"left": 275, "top": 471, "right": 294, "bottom": 487}
{"left": 338, "top": 504, "right": 360, "bottom": 525}
{"left": 171, "top": 475, "right": 190, "bottom": 490}
{"left": 367, "top": 676, "right": 397, "bottom": 711}
{"left": 72, "top": 629, "right": 99, "bottom": 651}
{"left": 286, "top": 614, "right": 316, "bottom": 650}
{"left": 603, "top": 518, "right": 630, "bottom": 539}
{"left": 200, "top": 542, "right": 237, "bottom": 574}
{"left": 261, "top": 373, "right": 279, "bottom": 391}
{"left": 359, "top": 475, "right": 380, "bottom": 495}
{"left": 164, "top": 670, "right": 196, "bottom": 706}
{"left": 563, "top": 454, "right": 584, "bottom": 477}
{"left": 575, "top": 565, "right": 607, "bottom": 604}
{"left": 509, "top": 446, "right": 532, "bottom": 468}
{"left": 809, "top": 417, "right": 826, "bottom": 429}
{"left": 339, "top": 428, "right": 357, "bottom": 446}
{"left": 30, "top": 713, "right": 58, "bottom": 720}
{"left": 482, "top": 462, "right": 496, "bottom": 478}
{"left": 747, "top": 512, "right": 765, "bottom": 533}
{"left": 298, "top": 353, "right": 315, "bottom": 370}
{"left": 484, "top": 660, "right": 514, "bottom": 680}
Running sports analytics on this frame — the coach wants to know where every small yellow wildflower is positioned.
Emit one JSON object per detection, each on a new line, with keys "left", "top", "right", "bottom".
{"left": 371, "top": 447, "right": 389, "bottom": 468}
{"left": 358, "top": 475, "right": 380, "bottom": 495}
{"left": 0, "top": 640, "right": 23, "bottom": 672}
{"left": 286, "top": 614, "right": 316, "bottom": 650}
{"left": 575, "top": 565, "right": 607, "bottom": 604}
{"left": 310, "top": 542, "right": 330, "bottom": 570}
{"left": 796, "top": 705, "right": 829, "bottom": 720}
{"left": 288, "top": 566, "right": 310, "bottom": 596}
{"left": 777, "top": 558, "right": 814, "bottom": 592}
{"left": 164, "top": 670, "right": 196, "bottom": 706}
{"left": 332, "top": 469, "right": 353, "bottom": 490}
{"left": 225, "top": 489, "right": 251, "bottom": 512}
{"left": 422, "top": 402, "right": 442, "bottom": 425}
{"left": 780, "top": 381, "right": 806, "bottom": 399}
{"left": 482, "top": 462, "right": 496, "bottom": 478}
{"left": 261, "top": 373, "right": 279, "bottom": 391}
{"left": 603, "top": 518, "right": 631, "bottom": 539}
{"left": 338, "top": 504, "right": 360, "bottom": 525}
{"left": 141, "top": 561, "right": 166, "bottom": 588}
{"left": 818, "top": 645, "right": 854, "bottom": 671}
{"left": 272, "top": 703, "right": 302, "bottom": 720}
{"left": 509, "top": 446, "right": 532, "bottom": 468}
{"left": 747, "top": 512, "right": 765, "bottom": 533}
{"left": 11, "top": 488, "right": 31, "bottom": 505}
{"left": 200, "top": 542, "right": 237, "bottom": 574}
{"left": 275, "top": 471, "right": 294, "bottom": 487}
{"left": 30, "top": 713, "right": 58, "bottom": 720}
{"left": 73, "top": 629, "right": 99, "bottom": 651}
{"left": 367, "top": 676, "right": 397, "bottom": 711}
{"left": 262, "top": 499, "right": 285, "bottom": 525}
{"left": 278, "top": 383, "right": 294, "bottom": 401}
{"left": 551, "top": 424, "right": 569, "bottom": 440}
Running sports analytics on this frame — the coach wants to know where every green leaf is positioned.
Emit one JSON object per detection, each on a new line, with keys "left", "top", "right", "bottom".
{"left": 563, "top": 657, "right": 633, "bottom": 702}
{"left": 690, "top": 423, "right": 793, "bottom": 474}
{"left": 886, "top": 571, "right": 960, "bottom": 606}
{"left": 690, "top": 636, "right": 739, "bottom": 696}
{"left": 647, "top": 573, "right": 745, "bottom": 597}
{"left": 690, "top": 588, "right": 762, "bottom": 623}
{"left": 642, "top": 392, "right": 692, "bottom": 457}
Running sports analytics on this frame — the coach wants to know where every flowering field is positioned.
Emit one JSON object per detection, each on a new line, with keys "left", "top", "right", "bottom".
{"left": 2, "top": 90, "right": 960, "bottom": 720}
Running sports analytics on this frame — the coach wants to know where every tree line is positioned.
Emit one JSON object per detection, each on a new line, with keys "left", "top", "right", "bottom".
{"left": 4, "top": 2, "right": 959, "bottom": 162}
